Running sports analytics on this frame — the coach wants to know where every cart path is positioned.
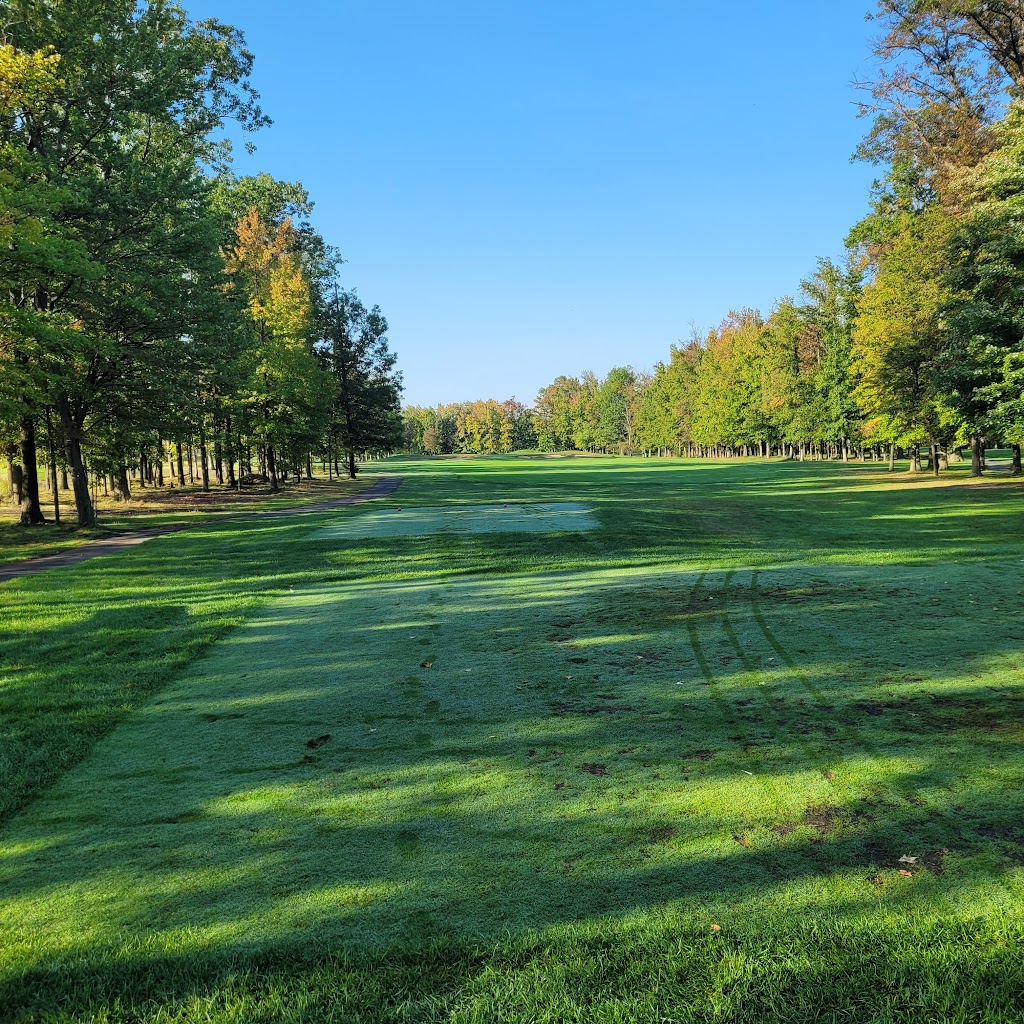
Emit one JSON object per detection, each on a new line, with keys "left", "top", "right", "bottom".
{"left": 0, "top": 475, "right": 402, "bottom": 584}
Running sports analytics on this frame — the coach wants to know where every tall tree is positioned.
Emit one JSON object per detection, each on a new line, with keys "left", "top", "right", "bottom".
{"left": 944, "top": 100, "right": 1024, "bottom": 470}
{"left": 321, "top": 287, "right": 402, "bottom": 478}
{"left": 857, "top": 0, "right": 1024, "bottom": 193}
{"left": 851, "top": 202, "right": 957, "bottom": 473}
{"left": 0, "top": 0, "right": 265, "bottom": 524}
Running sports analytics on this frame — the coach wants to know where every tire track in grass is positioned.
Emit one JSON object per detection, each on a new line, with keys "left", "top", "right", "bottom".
{"left": 698, "top": 569, "right": 1022, "bottom": 911}
{"left": 747, "top": 568, "right": 1024, "bottom": 902}
{"left": 748, "top": 568, "right": 899, "bottom": 769}
{"left": 686, "top": 571, "right": 774, "bottom": 791}
{"left": 717, "top": 570, "right": 833, "bottom": 774}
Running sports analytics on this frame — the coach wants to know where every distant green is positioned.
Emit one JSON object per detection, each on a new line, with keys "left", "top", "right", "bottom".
{"left": 3, "top": 456, "right": 1024, "bottom": 1023}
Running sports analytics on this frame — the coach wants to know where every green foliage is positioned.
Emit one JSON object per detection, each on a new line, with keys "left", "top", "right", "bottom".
{"left": 852, "top": 202, "right": 957, "bottom": 448}
{"left": 943, "top": 101, "right": 1024, "bottom": 442}
{"left": 0, "top": 5, "right": 400, "bottom": 521}
{"left": 321, "top": 288, "right": 403, "bottom": 476}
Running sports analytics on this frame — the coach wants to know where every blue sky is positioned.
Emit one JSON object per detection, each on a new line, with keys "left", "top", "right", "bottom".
{"left": 186, "top": 1, "right": 881, "bottom": 406}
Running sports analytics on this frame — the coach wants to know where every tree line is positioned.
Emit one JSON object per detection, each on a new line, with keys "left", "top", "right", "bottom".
{"left": 0, "top": 0, "right": 403, "bottom": 527}
{"left": 406, "top": 2, "right": 1024, "bottom": 477}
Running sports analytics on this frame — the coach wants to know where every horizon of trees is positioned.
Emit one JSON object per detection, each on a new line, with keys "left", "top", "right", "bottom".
{"left": 0, "top": 0, "right": 403, "bottom": 527}
{"left": 406, "top": 2, "right": 1024, "bottom": 477}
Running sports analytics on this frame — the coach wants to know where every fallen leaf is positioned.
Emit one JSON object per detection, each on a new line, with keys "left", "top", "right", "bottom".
{"left": 733, "top": 834, "right": 750, "bottom": 848}
{"left": 711, "top": 924, "right": 722, "bottom": 932}
{"left": 822, "top": 769, "right": 835, "bottom": 781}
{"left": 420, "top": 660, "right": 434, "bottom": 669}
{"left": 898, "top": 855, "right": 918, "bottom": 864}
{"left": 898, "top": 869, "right": 913, "bottom": 877}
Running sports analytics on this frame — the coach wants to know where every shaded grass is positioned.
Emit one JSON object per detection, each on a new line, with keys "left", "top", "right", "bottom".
{"left": 0, "top": 475, "right": 370, "bottom": 567}
{"left": 3, "top": 456, "right": 1024, "bottom": 1020}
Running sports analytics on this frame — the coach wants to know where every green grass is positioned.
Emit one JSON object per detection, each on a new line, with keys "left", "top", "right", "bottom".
{"left": 312, "top": 500, "right": 598, "bottom": 538}
{"left": 0, "top": 475, "right": 372, "bottom": 567}
{"left": 3, "top": 456, "right": 1024, "bottom": 1021}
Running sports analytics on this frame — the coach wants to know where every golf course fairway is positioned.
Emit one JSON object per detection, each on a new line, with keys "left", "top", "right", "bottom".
{"left": 2, "top": 456, "right": 1024, "bottom": 1022}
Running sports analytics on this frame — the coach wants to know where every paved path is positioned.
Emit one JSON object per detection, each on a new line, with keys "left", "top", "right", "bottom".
{"left": 0, "top": 475, "right": 402, "bottom": 585}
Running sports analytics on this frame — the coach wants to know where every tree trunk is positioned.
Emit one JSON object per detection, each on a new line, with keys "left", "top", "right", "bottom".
{"left": 10, "top": 462, "right": 24, "bottom": 505}
{"left": 267, "top": 444, "right": 280, "bottom": 491}
{"left": 176, "top": 442, "right": 185, "bottom": 485}
{"left": 199, "top": 430, "right": 210, "bottom": 493}
{"left": 888, "top": 443, "right": 895, "bottom": 472}
{"left": 931, "top": 443, "right": 941, "bottom": 477}
{"left": 18, "top": 416, "right": 45, "bottom": 525}
{"left": 347, "top": 446, "right": 357, "bottom": 480}
{"left": 1012, "top": 444, "right": 1022, "bottom": 476}
{"left": 113, "top": 466, "right": 132, "bottom": 501}
{"left": 45, "top": 408, "right": 60, "bottom": 525}
{"left": 58, "top": 394, "right": 95, "bottom": 526}
{"left": 225, "top": 417, "right": 236, "bottom": 488}
{"left": 971, "top": 435, "right": 983, "bottom": 477}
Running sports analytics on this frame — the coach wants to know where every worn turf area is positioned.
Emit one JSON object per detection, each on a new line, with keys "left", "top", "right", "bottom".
{"left": 3, "top": 456, "right": 1024, "bottom": 1021}
{"left": 313, "top": 500, "right": 597, "bottom": 538}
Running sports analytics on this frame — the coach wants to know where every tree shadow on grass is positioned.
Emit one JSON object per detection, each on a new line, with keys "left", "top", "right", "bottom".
{"left": 3, "top": 561, "right": 1024, "bottom": 1019}
{"left": 5, "top": 460, "right": 1024, "bottom": 1017}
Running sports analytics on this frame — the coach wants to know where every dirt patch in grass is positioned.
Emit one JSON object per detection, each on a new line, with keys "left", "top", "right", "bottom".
{"left": 647, "top": 825, "right": 677, "bottom": 845}
{"left": 802, "top": 804, "right": 846, "bottom": 837}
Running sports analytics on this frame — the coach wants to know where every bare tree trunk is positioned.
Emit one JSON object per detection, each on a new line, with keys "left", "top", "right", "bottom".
{"left": 199, "top": 429, "right": 210, "bottom": 493}
{"left": 225, "top": 416, "right": 236, "bottom": 489}
{"left": 10, "top": 462, "right": 24, "bottom": 506}
{"left": 176, "top": 442, "right": 185, "bottom": 485}
{"left": 971, "top": 435, "right": 983, "bottom": 477}
{"left": 888, "top": 444, "right": 895, "bottom": 472}
{"left": 58, "top": 393, "right": 95, "bottom": 526}
{"left": 19, "top": 415, "right": 45, "bottom": 525}
{"left": 1012, "top": 444, "right": 1022, "bottom": 476}
{"left": 113, "top": 466, "right": 131, "bottom": 501}
{"left": 267, "top": 444, "right": 280, "bottom": 491}
{"left": 45, "top": 408, "right": 60, "bottom": 525}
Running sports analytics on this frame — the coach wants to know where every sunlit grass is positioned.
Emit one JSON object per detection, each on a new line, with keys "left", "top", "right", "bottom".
{"left": 3, "top": 456, "right": 1024, "bottom": 1021}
